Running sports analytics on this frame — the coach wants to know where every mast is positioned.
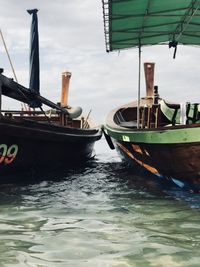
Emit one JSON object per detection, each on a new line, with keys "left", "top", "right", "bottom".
{"left": 27, "top": 9, "right": 41, "bottom": 107}
{"left": 61, "top": 72, "right": 71, "bottom": 107}
{"left": 144, "top": 62, "right": 155, "bottom": 98}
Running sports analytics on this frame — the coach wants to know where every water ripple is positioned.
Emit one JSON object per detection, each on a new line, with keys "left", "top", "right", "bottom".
{"left": 0, "top": 140, "right": 199, "bottom": 266}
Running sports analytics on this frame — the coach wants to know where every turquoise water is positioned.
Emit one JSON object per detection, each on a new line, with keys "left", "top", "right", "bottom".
{"left": 0, "top": 139, "right": 200, "bottom": 267}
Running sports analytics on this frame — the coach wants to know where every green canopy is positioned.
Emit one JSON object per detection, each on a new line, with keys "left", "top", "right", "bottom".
{"left": 102, "top": 0, "right": 200, "bottom": 52}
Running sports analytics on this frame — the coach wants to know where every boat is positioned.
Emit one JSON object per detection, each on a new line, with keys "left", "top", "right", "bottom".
{"left": 102, "top": 1, "right": 200, "bottom": 192}
{"left": 0, "top": 9, "right": 101, "bottom": 178}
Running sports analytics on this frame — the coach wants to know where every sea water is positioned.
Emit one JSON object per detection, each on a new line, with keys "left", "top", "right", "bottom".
{"left": 0, "top": 139, "right": 200, "bottom": 267}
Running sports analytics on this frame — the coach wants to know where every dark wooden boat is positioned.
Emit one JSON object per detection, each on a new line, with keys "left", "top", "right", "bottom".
{"left": 0, "top": 9, "right": 101, "bottom": 177}
{"left": 102, "top": 1, "right": 200, "bottom": 192}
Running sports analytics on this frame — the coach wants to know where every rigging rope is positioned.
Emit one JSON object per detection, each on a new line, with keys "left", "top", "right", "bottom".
{"left": 0, "top": 29, "right": 27, "bottom": 111}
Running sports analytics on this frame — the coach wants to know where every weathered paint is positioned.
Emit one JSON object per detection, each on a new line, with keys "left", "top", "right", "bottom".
{"left": 113, "top": 139, "right": 200, "bottom": 190}
{"left": 117, "top": 142, "right": 159, "bottom": 175}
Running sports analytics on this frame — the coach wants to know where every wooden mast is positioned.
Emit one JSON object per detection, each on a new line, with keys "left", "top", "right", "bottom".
{"left": 144, "top": 62, "right": 155, "bottom": 98}
{"left": 61, "top": 71, "right": 71, "bottom": 107}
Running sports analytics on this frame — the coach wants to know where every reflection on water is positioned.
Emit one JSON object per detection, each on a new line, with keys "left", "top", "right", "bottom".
{"left": 0, "top": 139, "right": 199, "bottom": 267}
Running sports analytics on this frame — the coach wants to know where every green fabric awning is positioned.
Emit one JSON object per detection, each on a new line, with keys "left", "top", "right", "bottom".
{"left": 102, "top": 0, "right": 200, "bottom": 52}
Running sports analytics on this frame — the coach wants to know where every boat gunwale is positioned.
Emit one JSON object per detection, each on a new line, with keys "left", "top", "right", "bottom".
{"left": 0, "top": 118, "right": 102, "bottom": 142}
{"left": 104, "top": 104, "right": 200, "bottom": 144}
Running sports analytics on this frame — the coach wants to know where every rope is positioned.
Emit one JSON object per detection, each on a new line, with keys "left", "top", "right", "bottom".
{"left": 39, "top": 106, "right": 51, "bottom": 124}
{"left": 0, "top": 29, "right": 27, "bottom": 111}
{"left": 0, "top": 29, "right": 18, "bottom": 82}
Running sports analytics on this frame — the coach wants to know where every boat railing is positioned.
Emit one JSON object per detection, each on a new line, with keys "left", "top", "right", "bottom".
{"left": 1, "top": 110, "right": 46, "bottom": 116}
{"left": 0, "top": 109, "right": 83, "bottom": 129}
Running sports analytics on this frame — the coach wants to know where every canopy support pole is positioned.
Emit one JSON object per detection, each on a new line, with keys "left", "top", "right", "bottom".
{"left": 137, "top": 41, "right": 142, "bottom": 129}
{"left": 0, "top": 80, "right": 2, "bottom": 117}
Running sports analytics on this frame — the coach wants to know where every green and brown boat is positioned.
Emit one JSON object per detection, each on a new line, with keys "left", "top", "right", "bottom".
{"left": 102, "top": 0, "right": 200, "bottom": 191}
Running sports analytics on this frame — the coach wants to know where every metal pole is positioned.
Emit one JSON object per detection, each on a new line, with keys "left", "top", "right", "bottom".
{"left": 137, "top": 41, "right": 142, "bottom": 129}
{"left": 0, "top": 81, "right": 2, "bottom": 116}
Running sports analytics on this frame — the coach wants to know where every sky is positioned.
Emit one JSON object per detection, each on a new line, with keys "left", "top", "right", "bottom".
{"left": 0, "top": 0, "right": 200, "bottom": 124}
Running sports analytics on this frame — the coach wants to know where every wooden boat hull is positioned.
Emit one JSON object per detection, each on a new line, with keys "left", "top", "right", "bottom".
{"left": 0, "top": 118, "right": 101, "bottom": 177}
{"left": 115, "top": 140, "right": 200, "bottom": 190}
{"left": 104, "top": 111, "right": 200, "bottom": 191}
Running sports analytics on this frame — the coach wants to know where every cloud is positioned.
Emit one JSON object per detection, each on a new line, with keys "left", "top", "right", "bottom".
{"left": 0, "top": 0, "right": 200, "bottom": 123}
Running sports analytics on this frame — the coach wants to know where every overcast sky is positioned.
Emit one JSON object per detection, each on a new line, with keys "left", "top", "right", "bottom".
{"left": 0, "top": 0, "right": 200, "bottom": 123}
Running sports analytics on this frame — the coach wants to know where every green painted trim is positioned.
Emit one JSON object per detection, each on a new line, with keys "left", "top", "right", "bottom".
{"left": 160, "top": 100, "right": 180, "bottom": 124}
{"left": 105, "top": 124, "right": 200, "bottom": 144}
